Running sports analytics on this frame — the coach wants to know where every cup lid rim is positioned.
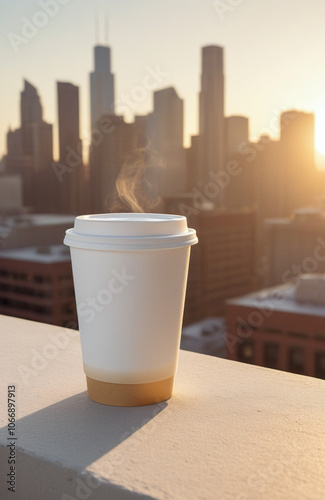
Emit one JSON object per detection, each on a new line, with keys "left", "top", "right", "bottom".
{"left": 64, "top": 213, "right": 198, "bottom": 251}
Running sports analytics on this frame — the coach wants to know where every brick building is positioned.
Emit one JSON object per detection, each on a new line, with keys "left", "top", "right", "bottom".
{"left": 0, "top": 245, "right": 77, "bottom": 328}
{"left": 226, "top": 274, "right": 325, "bottom": 379}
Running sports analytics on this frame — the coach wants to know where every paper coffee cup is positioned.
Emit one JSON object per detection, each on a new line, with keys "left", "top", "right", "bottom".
{"left": 64, "top": 213, "right": 198, "bottom": 406}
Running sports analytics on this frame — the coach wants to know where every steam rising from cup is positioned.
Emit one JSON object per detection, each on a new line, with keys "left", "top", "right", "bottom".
{"left": 107, "top": 147, "right": 166, "bottom": 213}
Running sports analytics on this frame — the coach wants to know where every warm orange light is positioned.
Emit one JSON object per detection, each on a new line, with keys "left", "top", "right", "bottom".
{"left": 315, "top": 111, "right": 325, "bottom": 155}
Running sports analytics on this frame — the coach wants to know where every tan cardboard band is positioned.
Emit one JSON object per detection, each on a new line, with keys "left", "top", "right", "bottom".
{"left": 86, "top": 375, "right": 174, "bottom": 406}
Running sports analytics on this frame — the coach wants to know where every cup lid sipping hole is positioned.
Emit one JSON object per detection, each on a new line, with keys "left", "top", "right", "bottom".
{"left": 64, "top": 213, "right": 198, "bottom": 251}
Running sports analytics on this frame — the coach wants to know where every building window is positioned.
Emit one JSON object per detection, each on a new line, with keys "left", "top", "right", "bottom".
{"left": 11, "top": 272, "right": 27, "bottom": 281}
{"left": 33, "top": 275, "right": 51, "bottom": 284}
{"left": 263, "top": 327, "right": 282, "bottom": 335}
{"left": 264, "top": 342, "right": 279, "bottom": 369}
{"left": 238, "top": 341, "right": 254, "bottom": 364}
{"left": 315, "top": 351, "right": 325, "bottom": 380}
{"left": 288, "top": 346, "right": 305, "bottom": 374}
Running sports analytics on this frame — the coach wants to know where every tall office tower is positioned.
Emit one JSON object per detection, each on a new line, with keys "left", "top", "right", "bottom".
{"left": 252, "top": 136, "right": 283, "bottom": 218}
{"left": 90, "top": 115, "right": 137, "bottom": 213}
{"left": 225, "top": 116, "right": 249, "bottom": 159}
{"left": 280, "top": 110, "right": 317, "bottom": 215}
{"left": 134, "top": 114, "right": 151, "bottom": 148}
{"left": 264, "top": 208, "right": 325, "bottom": 287}
{"left": 90, "top": 45, "right": 115, "bottom": 127}
{"left": 6, "top": 129, "right": 23, "bottom": 160}
{"left": 32, "top": 122, "right": 53, "bottom": 171}
{"left": 6, "top": 81, "right": 54, "bottom": 212}
{"left": 224, "top": 116, "right": 252, "bottom": 209}
{"left": 31, "top": 121, "right": 55, "bottom": 213}
{"left": 57, "top": 82, "right": 84, "bottom": 214}
{"left": 148, "top": 87, "right": 186, "bottom": 195}
{"left": 164, "top": 197, "right": 256, "bottom": 324}
{"left": 0, "top": 175, "right": 23, "bottom": 214}
{"left": 199, "top": 46, "right": 225, "bottom": 194}
{"left": 194, "top": 209, "right": 256, "bottom": 319}
{"left": 186, "top": 135, "right": 201, "bottom": 190}
{"left": 6, "top": 126, "right": 33, "bottom": 209}
{"left": 20, "top": 80, "right": 43, "bottom": 155}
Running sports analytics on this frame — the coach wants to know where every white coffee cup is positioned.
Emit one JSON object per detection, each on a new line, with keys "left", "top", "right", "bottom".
{"left": 64, "top": 213, "right": 198, "bottom": 406}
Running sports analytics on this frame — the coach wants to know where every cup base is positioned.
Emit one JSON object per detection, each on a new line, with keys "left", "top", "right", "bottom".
{"left": 86, "top": 375, "right": 174, "bottom": 406}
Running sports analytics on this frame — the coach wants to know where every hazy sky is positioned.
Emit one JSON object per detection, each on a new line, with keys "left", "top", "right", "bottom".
{"left": 1, "top": 0, "right": 325, "bottom": 162}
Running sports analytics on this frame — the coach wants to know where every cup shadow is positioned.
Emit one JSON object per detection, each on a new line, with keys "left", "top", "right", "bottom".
{"left": 0, "top": 391, "right": 167, "bottom": 472}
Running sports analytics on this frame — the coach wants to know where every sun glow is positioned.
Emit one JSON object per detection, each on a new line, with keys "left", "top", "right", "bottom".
{"left": 315, "top": 112, "right": 325, "bottom": 156}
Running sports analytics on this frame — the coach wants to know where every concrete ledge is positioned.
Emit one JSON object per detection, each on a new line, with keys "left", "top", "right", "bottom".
{"left": 0, "top": 314, "right": 325, "bottom": 499}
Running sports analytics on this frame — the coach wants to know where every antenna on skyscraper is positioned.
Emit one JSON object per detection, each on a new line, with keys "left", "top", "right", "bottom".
{"left": 104, "top": 11, "right": 109, "bottom": 43}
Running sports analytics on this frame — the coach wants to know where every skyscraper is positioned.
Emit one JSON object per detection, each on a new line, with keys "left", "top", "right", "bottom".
{"left": 264, "top": 208, "right": 325, "bottom": 287}
{"left": 57, "top": 82, "right": 84, "bottom": 214}
{"left": 186, "top": 135, "right": 201, "bottom": 190}
{"left": 6, "top": 80, "right": 54, "bottom": 212}
{"left": 20, "top": 80, "right": 43, "bottom": 155}
{"left": 224, "top": 115, "right": 252, "bottom": 209}
{"left": 148, "top": 87, "right": 186, "bottom": 195}
{"left": 225, "top": 116, "right": 249, "bottom": 159}
{"left": 57, "top": 82, "right": 81, "bottom": 162}
{"left": 90, "top": 115, "right": 137, "bottom": 213}
{"left": 90, "top": 45, "right": 115, "bottom": 127}
{"left": 32, "top": 122, "right": 53, "bottom": 172}
{"left": 164, "top": 197, "right": 256, "bottom": 323}
{"left": 280, "top": 110, "right": 316, "bottom": 214}
{"left": 199, "top": 46, "right": 225, "bottom": 192}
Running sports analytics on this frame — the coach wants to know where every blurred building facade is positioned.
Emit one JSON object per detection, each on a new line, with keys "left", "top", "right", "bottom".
{"left": 56, "top": 82, "right": 85, "bottom": 214}
{"left": 186, "top": 135, "right": 201, "bottom": 190}
{"left": 225, "top": 116, "right": 249, "bottom": 159}
{"left": 0, "top": 176, "right": 23, "bottom": 214}
{"left": 226, "top": 275, "right": 325, "bottom": 379}
{"left": 199, "top": 45, "right": 225, "bottom": 190}
{"left": 223, "top": 116, "right": 254, "bottom": 210}
{"left": 265, "top": 208, "right": 325, "bottom": 287}
{"left": 223, "top": 111, "right": 319, "bottom": 221}
{"left": 6, "top": 80, "right": 54, "bottom": 213}
{"left": 164, "top": 196, "right": 257, "bottom": 325}
{"left": 147, "top": 87, "right": 186, "bottom": 195}
{"left": 0, "top": 245, "right": 76, "bottom": 327}
{"left": 280, "top": 110, "right": 316, "bottom": 215}
{"left": 90, "top": 115, "right": 137, "bottom": 213}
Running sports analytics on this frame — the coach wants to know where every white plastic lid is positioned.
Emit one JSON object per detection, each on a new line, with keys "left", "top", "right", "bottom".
{"left": 64, "top": 213, "right": 198, "bottom": 251}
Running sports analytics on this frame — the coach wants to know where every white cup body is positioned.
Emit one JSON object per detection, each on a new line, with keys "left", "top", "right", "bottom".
{"left": 71, "top": 245, "right": 191, "bottom": 384}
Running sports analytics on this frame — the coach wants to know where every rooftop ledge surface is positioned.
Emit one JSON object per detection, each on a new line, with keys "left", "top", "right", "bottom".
{"left": 0, "top": 315, "right": 325, "bottom": 500}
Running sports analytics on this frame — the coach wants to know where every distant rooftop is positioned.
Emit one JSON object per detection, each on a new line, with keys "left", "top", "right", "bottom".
{"left": 0, "top": 214, "right": 75, "bottom": 229}
{"left": 0, "top": 214, "right": 75, "bottom": 250}
{"left": 227, "top": 275, "right": 325, "bottom": 317}
{"left": 266, "top": 207, "right": 325, "bottom": 226}
{"left": 182, "top": 317, "right": 225, "bottom": 340}
{"left": 181, "top": 317, "right": 226, "bottom": 358}
{"left": 0, "top": 244, "right": 71, "bottom": 264}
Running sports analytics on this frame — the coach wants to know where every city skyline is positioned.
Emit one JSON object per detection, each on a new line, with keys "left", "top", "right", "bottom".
{"left": 1, "top": 0, "right": 325, "bottom": 164}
